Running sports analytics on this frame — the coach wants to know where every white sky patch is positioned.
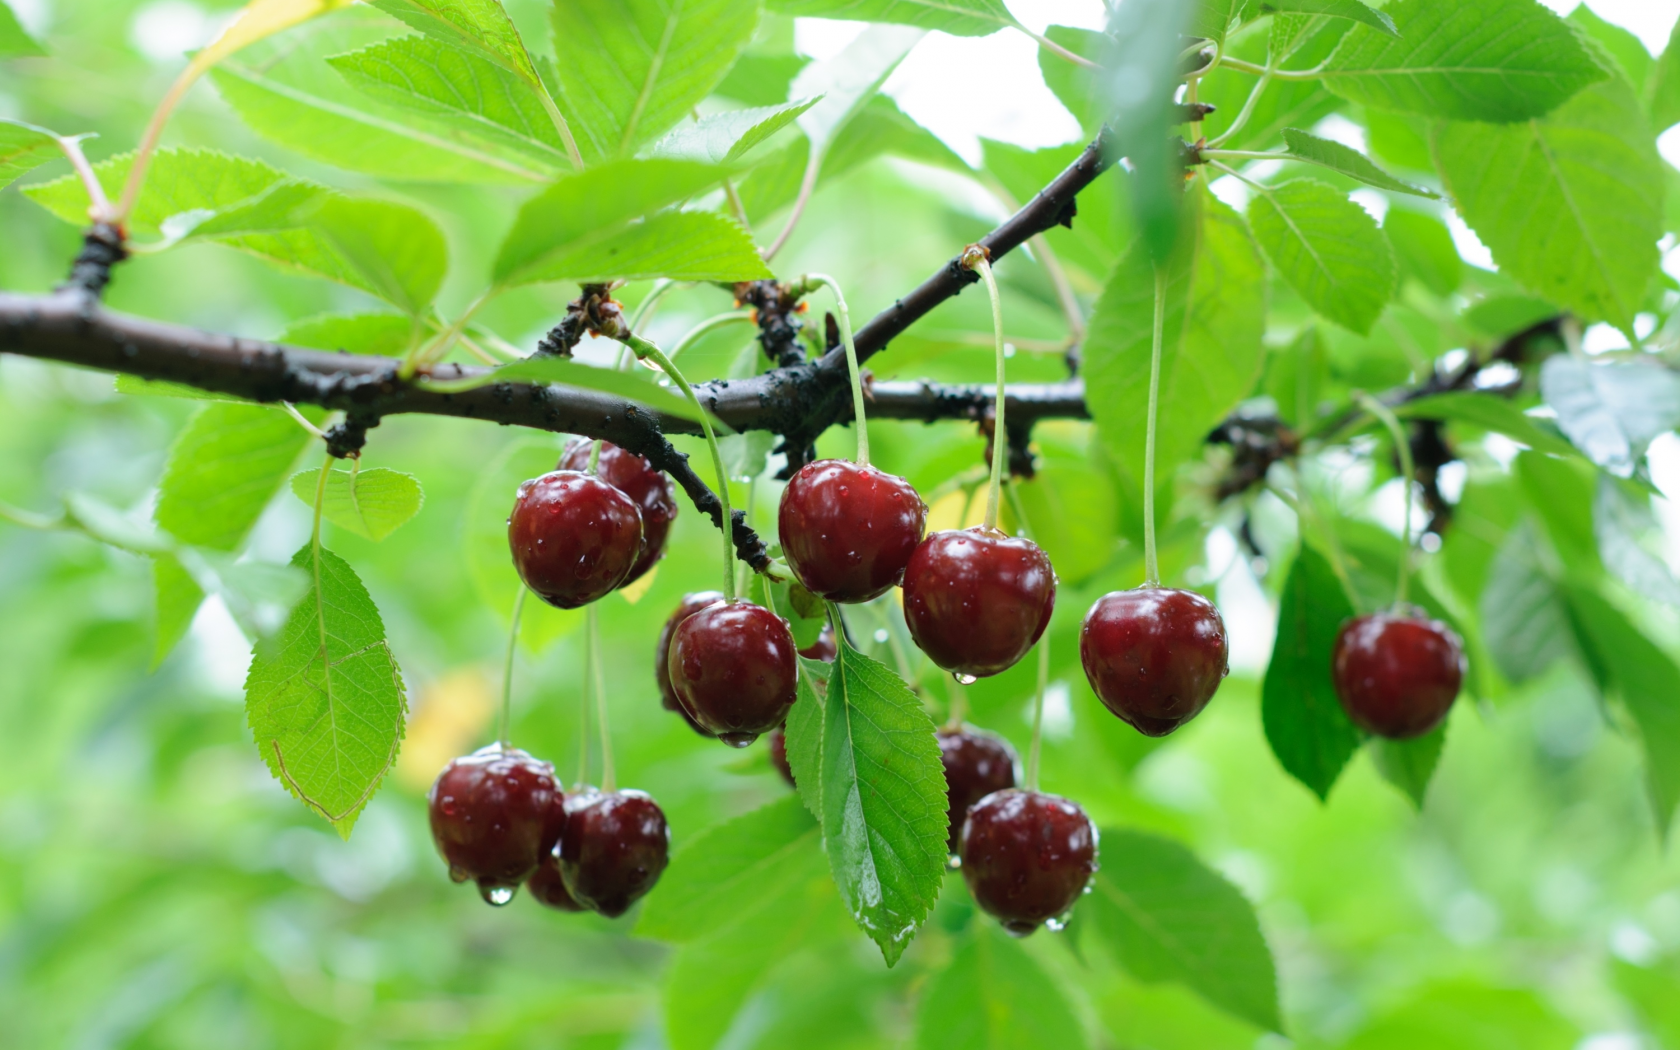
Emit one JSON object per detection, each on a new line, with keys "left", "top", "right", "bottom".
{"left": 1208, "top": 173, "right": 1249, "bottom": 212}
{"left": 1349, "top": 188, "right": 1389, "bottom": 223}
{"left": 189, "top": 595, "right": 252, "bottom": 697}
{"left": 1312, "top": 112, "right": 1368, "bottom": 151}
{"left": 1207, "top": 526, "right": 1276, "bottom": 673}
{"left": 129, "top": 0, "right": 221, "bottom": 64}
{"left": 1582, "top": 322, "right": 1631, "bottom": 354}
{"left": 1004, "top": 0, "right": 1106, "bottom": 35}
{"left": 1443, "top": 210, "right": 1496, "bottom": 270}
{"left": 8, "top": 0, "right": 51, "bottom": 36}
{"left": 1540, "top": 0, "right": 1679, "bottom": 54}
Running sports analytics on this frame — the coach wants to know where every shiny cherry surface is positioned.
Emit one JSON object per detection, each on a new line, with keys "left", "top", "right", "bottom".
{"left": 960, "top": 789, "right": 1097, "bottom": 936}
{"left": 509, "top": 471, "right": 643, "bottom": 609}
{"left": 778, "top": 460, "right": 927, "bottom": 603}
{"left": 938, "top": 727, "right": 1018, "bottom": 853}
{"left": 669, "top": 600, "right": 799, "bottom": 746}
{"left": 525, "top": 788, "right": 585, "bottom": 911}
{"left": 1080, "top": 587, "right": 1229, "bottom": 737}
{"left": 428, "top": 744, "right": 559, "bottom": 905}
{"left": 655, "top": 591, "right": 724, "bottom": 735}
{"left": 1332, "top": 611, "right": 1465, "bottom": 739}
{"left": 559, "top": 438, "right": 677, "bottom": 586}
{"left": 901, "top": 527, "right": 1056, "bottom": 678}
{"left": 799, "top": 623, "right": 837, "bottom": 663}
{"left": 767, "top": 726, "right": 795, "bottom": 787}
{"left": 558, "top": 789, "right": 671, "bottom": 918}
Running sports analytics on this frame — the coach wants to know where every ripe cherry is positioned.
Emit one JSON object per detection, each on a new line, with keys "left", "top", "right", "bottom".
{"left": 1332, "top": 610, "right": 1465, "bottom": 739}
{"left": 428, "top": 744, "right": 559, "bottom": 905}
{"left": 558, "top": 789, "right": 671, "bottom": 918}
{"left": 509, "top": 471, "right": 643, "bottom": 609}
{"left": 525, "top": 789, "right": 585, "bottom": 912}
{"left": 1080, "top": 587, "right": 1229, "bottom": 737}
{"left": 668, "top": 600, "right": 799, "bottom": 746}
{"left": 902, "top": 527, "right": 1055, "bottom": 679}
{"left": 938, "top": 727, "right": 1018, "bottom": 854}
{"left": 799, "top": 623, "right": 838, "bottom": 663}
{"left": 960, "top": 789, "right": 1097, "bottom": 936}
{"left": 655, "top": 591, "right": 724, "bottom": 735}
{"left": 778, "top": 460, "right": 927, "bottom": 603}
{"left": 767, "top": 726, "right": 795, "bottom": 787}
{"left": 558, "top": 438, "right": 677, "bottom": 587}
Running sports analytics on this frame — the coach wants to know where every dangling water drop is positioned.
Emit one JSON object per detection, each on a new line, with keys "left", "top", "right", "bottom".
{"left": 480, "top": 884, "right": 516, "bottom": 906}
{"left": 946, "top": 853, "right": 963, "bottom": 871}
{"left": 953, "top": 672, "right": 978, "bottom": 685}
{"left": 1044, "top": 916, "right": 1067, "bottom": 932}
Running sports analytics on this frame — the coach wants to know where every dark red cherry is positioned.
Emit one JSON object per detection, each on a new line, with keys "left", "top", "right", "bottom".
{"left": 799, "top": 623, "right": 837, "bottom": 663}
{"left": 669, "top": 599, "right": 798, "bottom": 746}
{"left": 427, "top": 744, "right": 559, "bottom": 905}
{"left": 509, "top": 471, "right": 642, "bottom": 609}
{"left": 768, "top": 726, "right": 795, "bottom": 786}
{"left": 1332, "top": 610, "right": 1465, "bottom": 739}
{"left": 960, "top": 789, "right": 1097, "bottom": 936}
{"left": 655, "top": 591, "right": 725, "bottom": 735}
{"left": 559, "top": 438, "right": 677, "bottom": 586}
{"left": 558, "top": 789, "right": 671, "bottom": 918}
{"left": 525, "top": 788, "right": 585, "bottom": 911}
{"left": 938, "top": 727, "right": 1018, "bottom": 854}
{"left": 1080, "top": 587, "right": 1229, "bottom": 737}
{"left": 778, "top": 459, "right": 927, "bottom": 603}
{"left": 902, "top": 527, "right": 1056, "bottom": 678}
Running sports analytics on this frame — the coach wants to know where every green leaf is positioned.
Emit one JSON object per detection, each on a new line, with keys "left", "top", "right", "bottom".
{"left": 426, "top": 355, "right": 703, "bottom": 422}
{"left": 0, "top": 119, "right": 59, "bottom": 188}
{"left": 0, "top": 0, "right": 45, "bottom": 57}
{"left": 24, "top": 147, "right": 313, "bottom": 237}
{"left": 1613, "top": 957, "right": 1680, "bottom": 1048}
{"left": 1279, "top": 128, "right": 1438, "bottom": 198}
{"left": 1369, "top": 725, "right": 1445, "bottom": 809}
{"left": 1514, "top": 451, "right": 1600, "bottom": 570}
{"left": 154, "top": 403, "right": 313, "bottom": 552}
{"left": 1200, "top": 19, "right": 1347, "bottom": 153}
{"left": 1342, "top": 981, "right": 1580, "bottom": 1050}
{"left": 765, "top": 0, "right": 1011, "bottom": 37}
{"left": 1479, "top": 520, "right": 1576, "bottom": 684}
{"left": 1540, "top": 357, "right": 1680, "bottom": 477}
{"left": 1085, "top": 190, "right": 1267, "bottom": 500}
{"left": 289, "top": 467, "right": 424, "bottom": 542}
{"left": 280, "top": 313, "right": 417, "bottom": 355}
{"left": 638, "top": 795, "right": 822, "bottom": 942}
{"left": 1649, "top": 16, "right": 1680, "bottom": 133}
{"left": 1105, "top": 0, "right": 1198, "bottom": 260}
{"left": 1262, "top": 545, "right": 1361, "bottom": 801}
{"left": 1191, "top": 0, "right": 1240, "bottom": 45}
{"left": 819, "top": 628, "right": 948, "bottom": 966}
{"left": 785, "top": 657, "right": 828, "bottom": 822}
{"left": 1431, "top": 68, "right": 1662, "bottom": 334}
{"left": 1594, "top": 474, "right": 1680, "bottom": 608}
{"left": 1462, "top": 294, "right": 1556, "bottom": 338}
{"left": 1567, "top": 5, "right": 1652, "bottom": 92}
{"left": 1260, "top": 0, "right": 1395, "bottom": 37}
{"left": 913, "top": 922, "right": 1090, "bottom": 1050}
{"left": 301, "top": 194, "right": 448, "bottom": 314}
{"left": 369, "top": 0, "right": 544, "bottom": 86}
{"left": 646, "top": 98, "right": 820, "bottom": 164}
{"left": 549, "top": 0, "right": 761, "bottom": 162}
{"left": 245, "top": 544, "right": 407, "bottom": 838}
{"left": 152, "top": 555, "right": 205, "bottom": 669}
{"left": 327, "top": 35, "right": 570, "bottom": 175}
{"left": 1322, "top": 0, "right": 1606, "bottom": 122}
{"left": 1383, "top": 208, "right": 1461, "bottom": 296}
{"left": 716, "top": 53, "right": 810, "bottom": 106}
{"left": 1084, "top": 829, "right": 1282, "bottom": 1032}
{"left": 1038, "top": 26, "right": 1106, "bottom": 131}
{"left": 1397, "top": 391, "right": 1579, "bottom": 459}
{"left": 1248, "top": 178, "right": 1395, "bottom": 334}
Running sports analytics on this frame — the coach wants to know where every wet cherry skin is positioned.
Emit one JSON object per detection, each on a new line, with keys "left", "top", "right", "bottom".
{"left": 799, "top": 623, "right": 838, "bottom": 663}
{"left": 559, "top": 438, "right": 677, "bottom": 587}
{"left": 508, "top": 471, "right": 643, "bottom": 609}
{"left": 525, "top": 787, "right": 585, "bottom": 911}
{"left": 959, "top": 789, "right": 1098, "bottom": 936}
{"left": 668, "top": 600, "right": 799, "bottom": 747}
{"left": 427, "top": 744, "right": 560, "bottom": 905}
{"left": 901, "top": 527, "right": 1056, "bottom": 678}
{"left": 778, "top": 460, "right": 928, "bottom": 603}
{"left": 655, "top": 591, "right": 725, "bottom": 735}
{"left": 1080, "top": 587, "right": 1229, "bottom": 737}
{"left": 558, "top": 789, "right": 672, "bottom": 918}
{"left": 767, "top": 726, "right": 795, "bottom": 787}
{"left": 938, "top": 727, "right": 1018, "bottom": 854}
{"left": 1332, "top": 611, "right": 1465, "bottom": 739}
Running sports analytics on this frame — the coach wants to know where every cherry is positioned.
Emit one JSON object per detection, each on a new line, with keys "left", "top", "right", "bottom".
{"left": 938, "top": 727, "right": 1018, "bottom": 854}
{"left": 1332, "top": 610, "right": 1465, "bottom": 739}
{"left": 778, "top": 459, "right": 927, "bottom": 603}
{"left": 959, "top": 788, "right": 1097, "bottom": 936}
{"left": 558, "top": 789, "right": 671, "bottom": 918}
{"left": 525, "top": 788, "right": 585, "bottom": 912}
{"left": 559, "top": 438, "right": 677, "bottom": 587}
{"left": 1080, "top": 587, "right": 1229, "bottom": 737}
{"left": 655, "top": 591, "right": 725, "bottom": 735}
{"left": 901, "top": 527, "right": 1056, "bottom": 678}
{"left": 668, "top": 600, "right": 799, "bottom": 746}
{"left": 427, "top": 744, "right": 559, "bottom": 905}
{"left": 767, "top": 726, "right": 795, "bottom": 787}
{"left": 509, "top": 471, "right": 643, "bottom": 609}
{"left": 798, "top": 623, "right": 837, "bottom": 663}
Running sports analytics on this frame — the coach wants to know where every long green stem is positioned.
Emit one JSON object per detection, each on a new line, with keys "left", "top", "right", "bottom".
{"left": 1267, "top": 479, "right": 1362, "bottom": 613}
{"left": 1017, "top": 23, "right": 1099, "bottom": 69}
{"left": 588, "top": 604, "right": 615, "bottom": 792}
{"left": 1207, "top": 67, "right": 1273, "bottom": 148}
{"left": 1219, "top": 55, "right": 1323, "bottom": 80}
{"left": 1358, "top": 393, "right": 1415, "bottom": 607}
{"left": 500, "top": 588, "right": 527, "bottom": 750}
{"left": 1006, "top": 480, "right": 1048, "bottom": 791}
{"left": 1143, "top": 266, "right": 1167, "bottom": 586}
{"left": 667, "top": 311, "right": 755, "bottom": 363}
{"left": 622, "top": 333, "right": 737, "bottom": 600}
{"left": 969, "top": 254, "right": 1008, "bottom": 530}
{"left": 805, "top": 274, "right": 869, "bottom": 466}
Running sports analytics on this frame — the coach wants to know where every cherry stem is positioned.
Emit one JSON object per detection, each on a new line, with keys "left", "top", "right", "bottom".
{"left": 966, "top": 251, "right": 1008, "bottom": 531}
{"left": 588, "top": 603, "right": 615, "bottom": 792}
{"left": 1357, "top": 393, "right": 1414, "bottom": 608}
{"left": 587, "top": 437, "right": 603, "bottom": 474}
{"left": 944, "top": 680, "right": 968, "bottom": 731}
{"left": 499, "top": 587, "right": 527, "bottom": 750}
{"left": 1005, "top": 480, "right": 1049, "bottom": 791}
{"left": 622, "top": 333, "right": 736, "bottom": 601}
{"left": 1143, "top": 265, "right": 1167, "bottom": 587}
{"left": 805, "top": 274, "right": 869, "bottom": 466}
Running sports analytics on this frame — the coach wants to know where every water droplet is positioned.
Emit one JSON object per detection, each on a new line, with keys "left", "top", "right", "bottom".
{"left": 953, "top": 672, "right": 978, "bottom": 685}
{"left": 873, "top": 628, "right": 889, "bottom": 643}
{"left": 719, "top": 731, "right": 758, "bottom": 748}
{"left": 1045, "top": 916, "right": 1067, "bottom": 932}
{"left": 480, "top": 884, "right": 516, "bottom": 906}
{"left": 448, "top": 865, "right": 469, "bottom": 884}
{"left": 946, "top": 854, "right": 963, "bottom": 871}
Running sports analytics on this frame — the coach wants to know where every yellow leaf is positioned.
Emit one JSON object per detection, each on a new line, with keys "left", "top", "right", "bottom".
{"left": 188, "top": 0, "right": 355, "bottom": 79}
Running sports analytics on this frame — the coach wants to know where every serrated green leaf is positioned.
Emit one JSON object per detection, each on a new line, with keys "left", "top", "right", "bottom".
{"left": 245, "top": 544, "right": 406, "bottom": 837}
{"left": 1037, "top": 25, "right": 1106, "bottom": 132}
{"left": 1540, "top": 357, "right": 1680, "bottom": 477}
{"left": 786, "top": 657, "right": 827, "bottom": 822}
{"left": 425, "top": 355, "right": 702, "bottom": 422}
{"left": 0, "top": 1, "right": 45, "bottom": 57}
{"left": 1280, "top": 128, "right": 1437, "bottom": 198}
{"left": 369, "top": 0, "right": 541, "bottom": 84}
{"left": 1085, "top": 190, "right": 1267, "bottom": 500}
{"left": 1369, "top": 726, "right": 1445, "bottom": 808}
{"left": 716, "top": 53, "right": 810, "bottom": 106}
{"left": 0, "top": 119, "right": 60, "bottom": 188}
{"left": 765, "top": 0, "right": 1011, "bottom": 37}
{"left": 1432, "top": 69, "right": 1661, "bottom": 336}
{"left": 1323, "top": 0, "right": 1606, "bottom": 122}
{"left": 1649, "top": 16, "right": 1680, "bottom": 133}
{"left": 1397, "top": 391, "right": 1578, "bottom": 459}
{"left": 280, "top": 313, "right": 418, "bottom": 355}
{"left": 155, "top": 403, "right": 314, "bottom": 552}
{"left": 646, "top": 98, "right": 820, "bottom": 164}
{"left": 1261, "top": 0, "right": 1394, "bottom": 37}
{"left": 1384, "top": 208, "right": 1460, "bottom": 296}
{"left": 1479, "top": 520, "right": 1575, "bottom": 684}
{"left": 290, "top": 467, "right": 423, "bottom": 542}
{"left": 1594, "top": 474, "right": 1680, "bottom": 608}
{"left": 1263, "top": 545, "right": 1361, "bottom": 801}
{"left": 1248, "top": 178, "right": 1395, "bottom": 335}
{"left": 1200, "top": 19, "right": 1347, "bottom": 152}
{"left": 152, "top": 554, "right": 205, "bottom": 669}
{"left": 1568, "top": 6, "right": 1651, "bottom": 92}
{"left": 549, "top": 0, "right": 761, "bottom": 162}
{"left": 913, "top": 921, "right": 1090, "bottom": 1050}
{"left": 791, "top": 24, "right": 924, "bottom": 157}
{"left": 301, "top": 194, "right": 447, "bottom": 314}
{"left": 1084, "top": 829, "right": 1282, "bottom": 1032}
{"left": 24, "top": 147, "right": 311, "bottom": 236}
{"left": 820, "top": 627, "right": 947, "bottom": 966}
